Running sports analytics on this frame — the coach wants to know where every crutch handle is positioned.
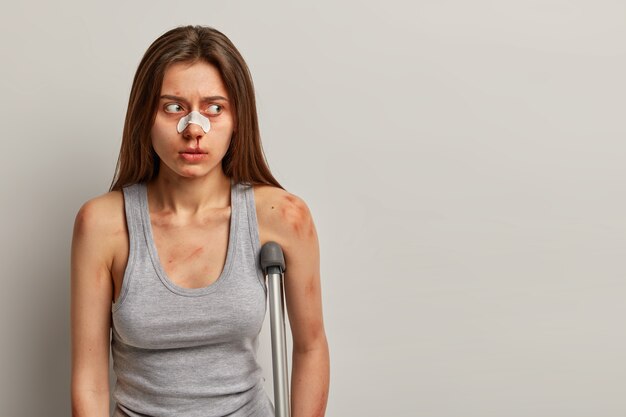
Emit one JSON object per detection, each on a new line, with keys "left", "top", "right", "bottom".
{"left": 260, "top": 241, "right": 291, "bottom": 417}
{"left": 260, "top": 241, "right": 286, "bottom": 273}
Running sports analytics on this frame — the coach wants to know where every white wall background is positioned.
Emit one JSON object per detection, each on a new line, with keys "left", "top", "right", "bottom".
{"left": 1, "top": 1, "right": 625, "bottom": 416}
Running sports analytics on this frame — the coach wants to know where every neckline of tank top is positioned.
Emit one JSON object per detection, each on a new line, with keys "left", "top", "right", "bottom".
{"left": 138, "top": 179, "right": 240, "bottom": 297}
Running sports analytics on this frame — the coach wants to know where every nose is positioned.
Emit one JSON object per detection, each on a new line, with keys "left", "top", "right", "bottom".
{"left": 182, "top": 121, "right": 206, "bottom": 141}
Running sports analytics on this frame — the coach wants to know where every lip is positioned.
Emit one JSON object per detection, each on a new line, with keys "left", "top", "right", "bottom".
{"left": 180, "top": 151, "right": 208, "bottom": 162}
{"left": 180, "top": 148, "right": 207, "bottom": 154}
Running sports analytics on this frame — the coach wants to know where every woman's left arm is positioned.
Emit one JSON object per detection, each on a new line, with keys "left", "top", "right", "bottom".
{"left": 271, "top": 192, "right": 330, "bottom": 417}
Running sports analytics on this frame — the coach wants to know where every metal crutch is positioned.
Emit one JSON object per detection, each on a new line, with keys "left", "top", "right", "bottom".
{"left": 260, "top": 241, "right": 291, "bottom": 417}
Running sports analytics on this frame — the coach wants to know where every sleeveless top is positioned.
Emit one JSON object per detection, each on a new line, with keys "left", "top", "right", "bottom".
{"left": 110, "top": 179, "right": 275, "bottom": 417}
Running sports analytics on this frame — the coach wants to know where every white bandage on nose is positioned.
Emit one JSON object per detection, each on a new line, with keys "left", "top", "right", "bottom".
{"left": 177, "top": 111, "right": 211, "bottom": 133}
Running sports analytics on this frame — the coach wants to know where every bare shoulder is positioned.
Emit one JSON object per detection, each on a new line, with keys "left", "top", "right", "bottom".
{"left": 252, "top": 183, "right": 317, "bottom": 245}
{"left": 74, "top": 190, "right": 125, "bottom": 235}
{"left": 73, "top": 189, "right": 126, "bottom": 268}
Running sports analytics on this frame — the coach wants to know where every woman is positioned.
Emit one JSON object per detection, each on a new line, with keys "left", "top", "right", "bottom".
{"left": 71, "top": 25, "right": 330, "bottom": 417}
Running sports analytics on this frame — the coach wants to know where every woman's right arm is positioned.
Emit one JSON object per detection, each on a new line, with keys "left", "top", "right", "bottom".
{"left": 70, "top": 198, "right": 115, "bottom": 417}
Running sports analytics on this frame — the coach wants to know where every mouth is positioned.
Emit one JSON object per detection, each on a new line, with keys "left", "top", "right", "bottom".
{"left": 180, "top": 149, "right": 207, "bottom": 154}
{"left": 180, "top": 151, "right": 208, "bottom": 162}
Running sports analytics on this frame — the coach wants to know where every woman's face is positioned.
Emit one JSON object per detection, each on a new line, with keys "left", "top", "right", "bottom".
{"left": 151, "top": 60, "right": 235, "bottom": 179}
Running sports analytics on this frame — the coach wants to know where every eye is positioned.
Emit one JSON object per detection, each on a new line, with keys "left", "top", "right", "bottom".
{"left": 164, "top": 103, "right": 184, "bottom": 113}
{"left": 207, "top": 104, "right": 222, "bottom": 115}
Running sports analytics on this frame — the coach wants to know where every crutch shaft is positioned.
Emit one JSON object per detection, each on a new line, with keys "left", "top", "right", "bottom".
{"left": 260, "top": 242, "right": 290, "bottom": 417}
{"left": 268, "top": 271, "right": 290, "bottom": 417}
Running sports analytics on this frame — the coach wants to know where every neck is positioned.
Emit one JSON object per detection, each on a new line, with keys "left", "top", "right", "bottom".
{"left": 147, "top": 169, "right": 232, "bottom": 215}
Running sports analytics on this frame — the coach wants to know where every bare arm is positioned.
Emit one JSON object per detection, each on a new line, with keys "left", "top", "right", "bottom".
{"left": 265, "top": 191, "right": 330, "bottom": 417}
{"left": 70, "top": 199, "right": 115, "bottom": 417}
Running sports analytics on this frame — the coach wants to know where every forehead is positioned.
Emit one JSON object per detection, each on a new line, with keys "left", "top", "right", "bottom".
{"left": 160, "top": 61, "right": 228, "bottom": 98}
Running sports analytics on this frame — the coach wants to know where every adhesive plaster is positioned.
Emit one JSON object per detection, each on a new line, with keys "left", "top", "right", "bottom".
{"left": 177, "top": 111, "right": 211, "bottom": 133}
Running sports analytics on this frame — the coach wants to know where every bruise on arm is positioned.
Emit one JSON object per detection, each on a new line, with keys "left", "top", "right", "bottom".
{"left": 272, "top": 192, "right": 327, "bottom": 353}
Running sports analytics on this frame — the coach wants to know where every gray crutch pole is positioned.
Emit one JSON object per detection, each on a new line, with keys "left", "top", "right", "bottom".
{"left": 260, "top": 241, "right": 291, "bottom": 417}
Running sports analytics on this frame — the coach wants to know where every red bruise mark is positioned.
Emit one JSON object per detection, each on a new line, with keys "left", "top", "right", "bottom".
{"left": 305, "top": 278, "right": 317, "bottom": 296}
{"left": 182, "top": 246, "right": 204, "bottom": 262}
{"left": 307, "top": 220, "right": 315, "bottom": 238}
{"left": 280, "top": 195, "right": 313, "bottom": 239}
{"left": 284, "top": 195, "right": 297, "bottom": 202}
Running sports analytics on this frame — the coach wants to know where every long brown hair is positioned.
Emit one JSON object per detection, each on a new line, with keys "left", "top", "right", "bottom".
{"left": 109, "top": 25, "right": 283, "bottom": 192}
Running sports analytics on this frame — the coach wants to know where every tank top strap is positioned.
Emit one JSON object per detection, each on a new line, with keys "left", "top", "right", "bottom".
{"left": 121, "top": 183, "right": 145, "bottom": 253}
{"left": 238, "top": 181, "right": 262, "bottom": 257}
{"left": 235, "top": 181, "right": 267, "bottom": 294}
{"left": 112, "top": 183, "right": 144, "bottom": 312}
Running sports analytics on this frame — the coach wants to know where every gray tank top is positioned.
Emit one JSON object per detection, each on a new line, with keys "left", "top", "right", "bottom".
{"left": 110, "top": 179, "right": 275, "bottom": 417}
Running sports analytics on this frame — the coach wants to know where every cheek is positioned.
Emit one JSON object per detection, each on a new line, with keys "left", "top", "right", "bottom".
{"left": 212, "top": 119, "right": 236, "bottom": 145}
{"left": 151, "top": 119, "right": 175, "bottom": 147}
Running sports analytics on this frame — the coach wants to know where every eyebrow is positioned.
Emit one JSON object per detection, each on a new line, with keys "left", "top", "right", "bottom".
{"left": 160, "top": 94, "right": 229, "bottom": 102}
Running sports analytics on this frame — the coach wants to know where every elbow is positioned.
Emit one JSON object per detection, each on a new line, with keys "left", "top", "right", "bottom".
{"left": 71, "top": 386, "right": 110, "bottom": 417}
{"left": 293, "top": 333, "right": 329, "bottom": 355}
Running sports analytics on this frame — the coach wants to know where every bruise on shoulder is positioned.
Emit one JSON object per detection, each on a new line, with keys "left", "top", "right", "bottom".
{"left": 279, "top": 194, "right": 315, "bottom": 240}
